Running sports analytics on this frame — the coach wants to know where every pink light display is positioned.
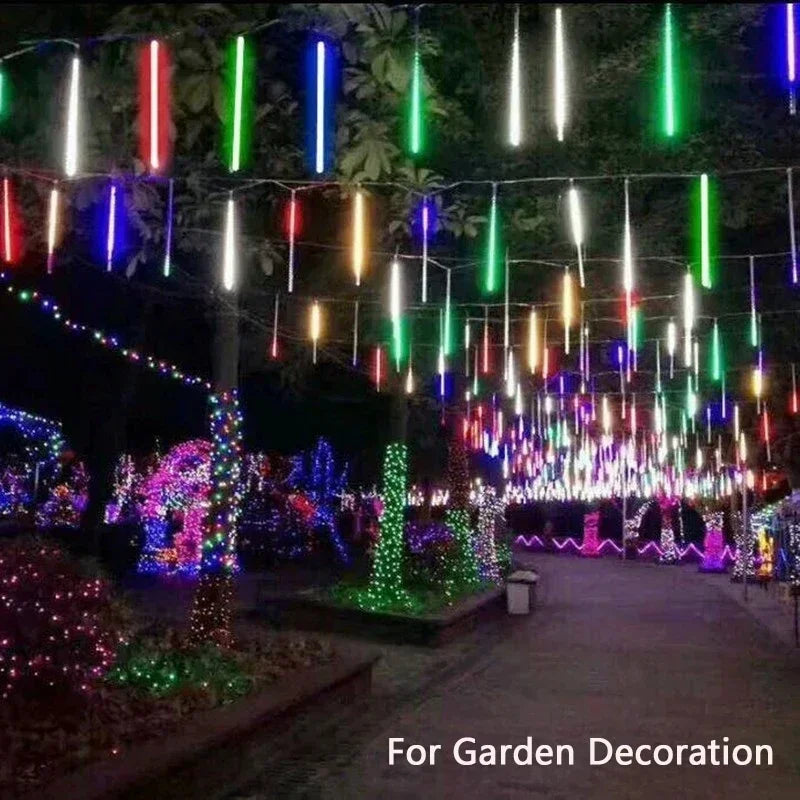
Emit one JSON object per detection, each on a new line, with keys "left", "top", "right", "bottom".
{"left": 582, "top": 511, "right": 600, "bottom": 557}
{"left": 699, "top": 510, "right": 726, "bottom": 572}
{"left": 137, "top": 439, "right": 211, "bottom": 575}
{"left": 514, "top": 533, "right": 734, "bottom": 563}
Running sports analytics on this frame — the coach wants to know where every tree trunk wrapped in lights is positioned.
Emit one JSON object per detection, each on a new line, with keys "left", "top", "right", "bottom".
{"left": 730, "top": 510, "right": 755, "bottom": 582}
{"left": 189, "top": 389, "right": 243, "bottom": 645}
{"left": 657, "top": 496, "right": 679, "bottom": 564}
{"left": 363, "top": 441, "right": 411, "bottom": 610}
{"left": 443, "top": 418, "right": 480, "bottom": 597}
{"left": 475, "top": 485, "right": 503, "bottom": 583}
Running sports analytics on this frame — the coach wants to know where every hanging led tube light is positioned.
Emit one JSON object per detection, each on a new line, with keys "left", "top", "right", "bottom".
{"left": 482, "top": 306, "right": 490, "bottom": 374}
{"left": 503, "top": 253, "right": 510, "bottom": 374}
{"left": 421, "top": 197, "right": 430, "bottom": 302}
{"left": 310, "top": 300, "right": 321, "bottom": 364}
{"left": 699, "top": 173, "right": 712, "bottom": 288}
{"left": 662, "top": 3, "right": 677, "bottom": 138}
{"left": 793, "top": 363, "right": 799, "bottom": 414}
{"left": 553, "top": 6, "right": 567, "bottom": 142}
{"left": 46, "top": 183, "right": 60, "bottom": 274}
{"left": 286, "top": 190, "right": 298, "bottom": 292}
{"left": 445, "top": 268, "right": 452, "bottom": 356}
{"left": 163, "top": 178, "right": 174, "bottom": 278}
{"left": 106, "top": 183, "right": 117, "bottom": 272}
{"left": 528, "top": 307, "right": 538, "bottom": 373}
{"left": 749, "top": 256, "right": 758, "bottom": 346}
{"left": 390, "top": 254, "right": 403, "bottom": 369}
{"left": 64, "top": 54, "right": 80, "bottom": 177}
{"left": 667, "top": 320, "right": 678, "bottom": 379}
{"left": 568, "top": 181, "right": 585, "bottom": 288}
{"left": 683, "top": 271, "right": 694, "bottom": 367}
{"left": 408, "top": 11, "right": 424, "bottom": 157}
{"left": 563, "top": 269, "right": 573, "bottom": 354}
{"left": 485, "top": 185, "right": 500, "bottom": 294}
{"left": 2, "top": 177, "right": 13, "bottom": 265}
{"left": 222, "top": 193, "right": 236, "bottom": 291}
{"left": 352, "top": 300, "right": 359, "bottom": 366}
{"left": 140, "top": 40, "right": 171, "bottom": 173}
{"left": 788, "top": 168, "right": 798, "bottom": 284}
{"left": 789, "top": 3, "right": 797, "bottom": 114}
{"left": 622, "top": 179, "right": 634, "bottom": 351}
{"left": 271, "top": 293, "right": 280, "bottom": 359}
{"left": 352, "top": 188, "right": 365, "bottom": 286}
{"left": 711, "top": 318, "right": 721, "bottom": 382}
{"left": 314, "top": 39, "right": 327, "bottom": 173}
{"left": 508, "top": 5, "right": 522, "bottom": 147}
{"left": 231, "top": 36, "right": 246, "bottom": 171}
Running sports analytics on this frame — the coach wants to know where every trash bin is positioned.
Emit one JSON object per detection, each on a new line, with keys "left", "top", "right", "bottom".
{"left": 506, "top": 570, "right": 538, "bottom": 614}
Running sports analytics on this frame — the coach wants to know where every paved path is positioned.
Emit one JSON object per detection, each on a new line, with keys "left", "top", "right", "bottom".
{"left": 229, "top": 556, "right": 800, "bottom": 799}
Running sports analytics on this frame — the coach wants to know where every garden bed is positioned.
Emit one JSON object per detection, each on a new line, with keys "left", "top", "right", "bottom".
{"left": 20, "top": 645, "right": 378, "bottom": 800}
{"left": 257, "top": 584, "right": 507, "bottom": 646}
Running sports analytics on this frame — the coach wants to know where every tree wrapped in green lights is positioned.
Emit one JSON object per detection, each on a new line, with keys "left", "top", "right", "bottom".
{"left": 363, "top": 441, "right": 411, "bottom": 610}
{"left": 443, "top": 418, "right": 481, "bottom": 597}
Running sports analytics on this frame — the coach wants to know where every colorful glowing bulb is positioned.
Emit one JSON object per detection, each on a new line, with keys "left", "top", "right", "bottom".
{"left": 64, "top": 56, "right": 80, "bottom": 177}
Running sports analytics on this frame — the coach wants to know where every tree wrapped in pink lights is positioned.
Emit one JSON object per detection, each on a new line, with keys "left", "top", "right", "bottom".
{"left": 582, "top": 511, "right": 600, "bottom": 557}
{"left": 699, "top": 510, "right": 726, "bottom": 573}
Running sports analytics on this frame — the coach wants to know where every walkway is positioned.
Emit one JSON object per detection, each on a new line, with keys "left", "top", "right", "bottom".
{"left": 227, "top": 556, "right": 800, "bottom": 799}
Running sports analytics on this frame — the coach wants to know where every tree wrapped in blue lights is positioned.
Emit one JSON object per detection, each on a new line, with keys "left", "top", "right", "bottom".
{"left": 289, "top": 437, "right": 350, "bottom": 563}
{"left": 189, "top": 390, "right": 243, "bottom": 645}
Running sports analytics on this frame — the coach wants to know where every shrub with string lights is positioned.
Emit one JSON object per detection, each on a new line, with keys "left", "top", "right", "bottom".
{"left": 0, "top": 538, "right": 125, "bottom": 705}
